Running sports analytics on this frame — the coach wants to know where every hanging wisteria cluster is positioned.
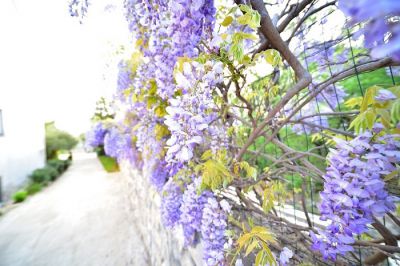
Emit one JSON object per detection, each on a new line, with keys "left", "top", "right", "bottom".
{"left": 310, "top": 129, "right": 399, "bottom": 260}
{"left": 85, "top": 122, "right": 107, "bottom": 149}
{"left": 108, "top": 1, "right": 231, "bottom": 264}
{"left": 164, "top": 61, "right": 224, "bottom": 164}
{"left": 201, "top": 197, "right": 230, "bottom": 266}
{"left": 81, "top": 0, "right": 400, "bottom": 265}
{"left": 68, "top": 0, "right": 89, "bottom": 23}
{"left": 338, "top": 0, "right": 400, "bottom": 61}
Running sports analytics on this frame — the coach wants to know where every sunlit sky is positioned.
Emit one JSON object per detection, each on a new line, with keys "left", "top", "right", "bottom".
{"left": 0, "top": 0, "right": 130, "bottom": 135}
{"left": 0, "top": 0, "right": 347, "bottom": 136}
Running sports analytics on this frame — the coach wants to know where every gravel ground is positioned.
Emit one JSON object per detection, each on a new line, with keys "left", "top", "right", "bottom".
{"left": 0, "top": 151, "right": 148, "bottom": 266}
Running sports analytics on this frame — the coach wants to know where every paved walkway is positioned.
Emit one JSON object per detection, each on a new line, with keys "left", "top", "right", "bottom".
{"left": 0, "top": 151, "right": 148, "bottom": 266}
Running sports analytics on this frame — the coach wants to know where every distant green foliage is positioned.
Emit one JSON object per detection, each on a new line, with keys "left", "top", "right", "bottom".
{"left": 47, "top": 159, "right": 69, "bottom": 174}
{"left": 26, "top": 183, "right": 43, "bottom": 195}
{"left": 64, "top": 158, "right": 72, "bottom": 168}
{"left": 45, "top": 122, "right": 78, "bottom": 159}
{"left": 339, "top": 68, "right": 400, "bottom": 97}
{"left": 21, "top": 158, "right": 71, "bottom": 203}
{"left": 13, "top": 190, "right": 28, "bottom": 203}
{"left": 98, "top": 155, "right": 119, "bottom": 172}
{"left": 30, "top": 166, "right": 58, "bottom": 183}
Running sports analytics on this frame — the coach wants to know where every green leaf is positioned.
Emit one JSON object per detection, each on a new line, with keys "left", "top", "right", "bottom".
{"left": 391, "top": 99, "right": 400, "bottom": 123}
{"left": 255, "top": 250, "right": 263, "bottom": 266}
{"left": 349, "top": 109, "right": 376, "bottom": 133}
{"left": 148, "top": 80, "right": 157, "bottom": 95}
{"left": 264, "top": 49, "right": 281, "bottom": 67}
{"left": 242, "top": 55, "right": 252, "bottom": 65}
{"left": 230, "top": 43, "right": 244, "bottom": 62}
{"left": 237, "top": 233, "right": 252, "bottom": 251}
{"left": 201, "top": 150, "right": 213, "bottom": 161}
{"left": 221, "top": 16, "right": 233, "bottom": 27}
{"left": 232, "top": 32, "right": 258, "bottom": 43}
{"left": 384, "top": 170, "right": 399, "bottom": 181}
{"left": 234, "top": 226, "right": 276, "bottom": 266}
{"left": 365, "top": 109, "right": 376, "bottom": 130}
{"left": 237, "top": 161, "right": 257, "bottom": 179}
{"left": 239, "top": 4, "right": 252, "bottom": 13}
{"left": 237, "top": 4, "right": 261, "bottom": 29}
{"left": 262, "top": 185, "right": 274, "bottom": 213}
{"left": 199, "top": 150, "right": 233, "bottom": 191}
{"left": 376, "top": 108, "right": 391, "bottom": 128}
{"left": 345, "top": 97, "right": 363, "bottom": 109}
{"left": 237, "top": 13, "right": 252, "bottom": 26}
{"left": 311, "top": 133, "right": 322, "bottom": 143}
{"left": 245, "top": 240, "right": 258, "bottom": 256}
{"left": 251, "top": 11, "right": 261, "bottom": 29}
{"left": 146, "top": 96, "right": 158, "bottom": 109}
{"left": 360, "top": 86, "right": 378, "bottom": 112}
{"left": 154, "top": 124, "right": 170, "bottom": 141}
{"left": 129, "top": 51, "right": 142, "bottom": 73}
{"left": 263, "top": 246, "right": 277, "bottom": 266}
{"left": 349, "top": 113, "right": 362, "bottom": 133}
{"left": 155, "top": 103, "right": 167, "bottom": 117}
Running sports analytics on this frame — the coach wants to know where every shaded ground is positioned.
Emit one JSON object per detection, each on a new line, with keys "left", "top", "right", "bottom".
{"left": 0, "top": 151, "right": 147, "bottom": 266}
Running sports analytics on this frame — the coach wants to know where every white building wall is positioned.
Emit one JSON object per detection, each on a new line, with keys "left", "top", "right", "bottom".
{"left": 0, "top": 0, "right": 46, "bottom": 201}
{"left": 0, "top": 103, "right": 46, "bottom": 201}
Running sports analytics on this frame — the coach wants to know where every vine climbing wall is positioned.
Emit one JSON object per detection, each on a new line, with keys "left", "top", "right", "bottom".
{"left": 80, "top": 0, "right": 400, "bottom": 265}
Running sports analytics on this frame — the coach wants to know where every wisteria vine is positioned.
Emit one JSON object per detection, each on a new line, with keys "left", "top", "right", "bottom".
{"left": 81, "top": 0, "right": 400, "bottom": 265}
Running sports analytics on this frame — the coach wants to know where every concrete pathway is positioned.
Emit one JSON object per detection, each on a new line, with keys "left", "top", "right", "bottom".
{"left": 0, "top": 151, "right": 148, "bottom": 266}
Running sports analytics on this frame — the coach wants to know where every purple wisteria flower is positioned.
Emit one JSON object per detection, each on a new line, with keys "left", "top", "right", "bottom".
{"left": 372, "top": 122, "right": 384, "bottom": 134}
{"left": 104, "top": 127, "right": 121, "bottom": 159}
{"left": 338, "top": 0, "right": 400, "bottom": 62}
{"left": 134, "top": 115, "right": 158, "bottom": 152}
{"left": 164, "top": 61, "right": 224, "bottom": 163}
{"left": 116, "top": 61, "right": 132, "bottom": 102}
{"left": 68, "top": 0, "right": 90, "bottom": 23}
{"left": 180, "top": 178, "right": 213, "bottom": 246}
{"left": 149, "top": 159, "right": 168, "bottom": 192}
{"left": 125, "top": 0, "right": 216, "bottom": 99}
{"left": 121, "top": 133, "right": 142, "bottom": 169}
{"left": 375, "top": 89, "right": 397, "bottom": 102}
{"left": 279, "top": 247, "right": 293, "bottom": 266}
{"left": 201, "top": 196, "right": 229, "bottom": 266}
{"left": 134, "top": 115, "right": 172, "bottom": 179}
{"left": 103, "top": 126, "right": 138, "bottom": 165}
{"left": 161, "top": 180, "right": 183, "bottom": 228}
{"left": 164, "top": 101, "right": 206, "bottom": 162}
{"left": 102, "top": 2, "right": 227, "bottom": 266}
{"left": 85, "top": 122, "right": 107, "bottom": 148}
{"left": 311, "top": 130, "right": 400, "bottom": 260}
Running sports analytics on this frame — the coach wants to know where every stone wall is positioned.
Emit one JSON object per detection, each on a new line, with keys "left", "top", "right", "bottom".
{"left": 122, "top": 165, "right": 203, "bottom": 266}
